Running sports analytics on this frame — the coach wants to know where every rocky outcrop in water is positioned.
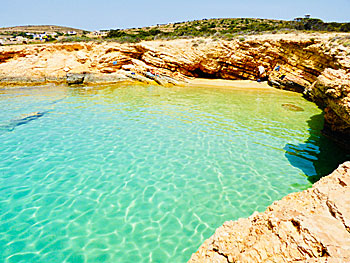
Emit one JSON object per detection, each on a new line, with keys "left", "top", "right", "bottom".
{"left": 305, "top": 68, "right": 350, "bottom": 147}
{"left": 0, "top": 33, "right": 350, "bottom": 144}
{"left": 66, "top": 73, "right": 85, "bottom": 84}
{"left": 188, "top": 162, "right": 350, "bottom": 263}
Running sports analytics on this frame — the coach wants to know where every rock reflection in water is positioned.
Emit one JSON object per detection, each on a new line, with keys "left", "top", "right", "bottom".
{"left": 285, "top": 113, "right": 350, "bottom": 183}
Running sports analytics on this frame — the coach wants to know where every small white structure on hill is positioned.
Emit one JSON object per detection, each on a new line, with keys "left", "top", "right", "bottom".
{"left": 90, "top": 30, "right": 109, "bottom": 37}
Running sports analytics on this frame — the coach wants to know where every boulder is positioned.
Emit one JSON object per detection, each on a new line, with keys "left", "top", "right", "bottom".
{"left": 66, "top": 73, "right": 85, "bottom": 84}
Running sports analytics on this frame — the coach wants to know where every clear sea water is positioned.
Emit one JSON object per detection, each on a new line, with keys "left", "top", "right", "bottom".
{"left": 0, "top": 84, "right": 348, "bottom": 263}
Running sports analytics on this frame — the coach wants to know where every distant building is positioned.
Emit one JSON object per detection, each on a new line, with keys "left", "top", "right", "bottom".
{"left": 89, "top": 30, "right": 109, "bottom": 38}
{"left": 0, "top": 35, "right": 10, "bottom": 45}
{"left": 15, "top": 36, "right": 28, "bottom": 43}
{"left": 305, "top": 14, "right": 311, "bottom": 19}
{"left": 6, "top": 36, "right": 29, "bottom": 44}
{"left": 0, "top": 33, "right": 31, "bottom": 44}
{"left": 66, "top": 31, "right": 77, "bottom": 35}
{"left": 33, "top": 33, "right": 44, "bottom": 40}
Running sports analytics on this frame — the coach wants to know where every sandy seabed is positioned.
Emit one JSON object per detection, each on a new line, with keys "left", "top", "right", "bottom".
{"left": 186, "top": 78, "right": 273, "bottom": 90}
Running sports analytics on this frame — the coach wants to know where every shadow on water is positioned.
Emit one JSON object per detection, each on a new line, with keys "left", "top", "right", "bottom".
{"left": 285, "top": 113, "right": 350, "bottom": 183}
{"left": 0, "top": 89, "right": 66, "bottom": 134}
{"left": 0, "top": 111, "right": 49, "bottom": 132}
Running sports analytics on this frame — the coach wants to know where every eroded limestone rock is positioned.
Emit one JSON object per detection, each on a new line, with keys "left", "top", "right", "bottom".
{"left": 304, "top": 68, "right": 350, "bottom": 148}
{"left": 66, "top": 73, "right": 85, "bottom": 85}
{"left": 189, "top": 162, "right": 350, "bottom": 263}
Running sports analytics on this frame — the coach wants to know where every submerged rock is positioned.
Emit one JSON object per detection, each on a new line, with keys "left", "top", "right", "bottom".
{"left": 189, "top": 162, "right": 350, "bottom": 263}
{"left": 84, "top": 72, "right": 129, "bottom": 84}
{"left": 0, "top": 111, "right": 48, "bottom": 132}
{"left": 282, "top": 103, "right": 304, "bottom": 111}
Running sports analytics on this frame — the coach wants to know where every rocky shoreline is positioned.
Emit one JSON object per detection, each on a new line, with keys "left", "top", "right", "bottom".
{"left": 1, "top": 33, "right": 350, "bottom": 148}
{"left": 189, "top": 162, "right": 350, "bottom": 262}
{"left": 1, "top": 33, "right": 350, "bottom": 261}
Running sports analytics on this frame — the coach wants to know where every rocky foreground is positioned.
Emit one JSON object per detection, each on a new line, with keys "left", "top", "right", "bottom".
{"left": 189, "top": 162, "right": 350, "bottom": 262}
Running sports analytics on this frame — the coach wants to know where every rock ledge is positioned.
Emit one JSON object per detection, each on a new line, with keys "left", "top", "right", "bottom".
{"left": 189, "top": 162, "right": 350, "bottom": 263}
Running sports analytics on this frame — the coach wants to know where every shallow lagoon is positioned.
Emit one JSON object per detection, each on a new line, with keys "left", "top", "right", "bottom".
{"left": 0, "top": 84, "right": 347, "bottom": 262}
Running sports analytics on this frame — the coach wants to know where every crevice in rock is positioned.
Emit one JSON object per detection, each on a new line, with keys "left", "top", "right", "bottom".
{"left": 268, "top": 218, "right": 327, "bottom": 259}
{"left": 314, "top": 187, "right": 350, "bottom": 236}
{"left": 338, "top": 178, "right": 347, "bottom": 187}
{"left": 321, "top": 246, "right": 330, "bottom": 257}
{"left": 212, "top": 248, "right": 230, "bottom": 263}
{"left": 326, "top": 201, "right": 337, "bottom": 218}
{"left": 191, "top": 68, "right": 219, "bottom": 79}
{"left": 325, "top": 199, "right": 350, "bottom": 233}
{"left": 267, "top": 220, "right": 274, "bottom": 231}
{"left": 296, "top": 245, "right": 315, "bottom": 258}
{"left": 291, "top": 219, "right": 301, "bottom": 233}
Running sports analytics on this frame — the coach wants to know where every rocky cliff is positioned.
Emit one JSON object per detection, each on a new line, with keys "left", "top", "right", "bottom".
{"left": 189, "top": 162, "right": 350, "bottom": 263}
{"left": 1, "top": 33, "right": 350, "bottom": 146}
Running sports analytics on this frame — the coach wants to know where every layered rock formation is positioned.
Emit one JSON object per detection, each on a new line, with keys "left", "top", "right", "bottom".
{"left": 305, "top": 68, "right": 350, "bottom": 147}
{"left": 0, "top": 34, "right": 348, "bottom": 87}
{"left": 189, "top": 162, "right": 350, "bottom": 263}
{"left": 1, "top": 33, "right": 350, "bottom": 145}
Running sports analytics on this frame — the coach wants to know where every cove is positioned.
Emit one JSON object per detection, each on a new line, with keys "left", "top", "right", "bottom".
{"left": 0, "top": 84, "right": 348, "bottom": 263}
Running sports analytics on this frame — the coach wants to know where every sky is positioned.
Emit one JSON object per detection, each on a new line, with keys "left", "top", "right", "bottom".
{"left": 1, "top": 0, "right": 349, "bottom": 31}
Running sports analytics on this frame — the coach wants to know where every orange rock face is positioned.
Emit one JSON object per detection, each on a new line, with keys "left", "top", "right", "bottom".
{"left": 189, "top": 162, "right": 350, "bottom": 263}
{"left": 0, "top": 34, "right": 346, "bottom": 86}
{"left": 307, "top": 69, "right": 350, "bottom": 127}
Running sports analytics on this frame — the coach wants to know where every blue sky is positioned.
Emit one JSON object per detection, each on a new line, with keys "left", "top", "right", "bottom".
{"left": 1, "top": 0, "right": 349, "bottom": 31}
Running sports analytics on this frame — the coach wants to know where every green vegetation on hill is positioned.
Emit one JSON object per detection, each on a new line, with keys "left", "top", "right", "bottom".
{"left": 0, "top": 25, "right": 86, "bottom": 34}
{"left": 105, "top": 17, "right": 350, "bottom": 42}
{"left": 1, "top": 18, "right": 349, "bottom": 46}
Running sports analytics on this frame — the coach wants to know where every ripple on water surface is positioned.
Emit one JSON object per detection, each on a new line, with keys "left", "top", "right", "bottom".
{"left": 0, "top": 84, "right": 348, "bottom": 262}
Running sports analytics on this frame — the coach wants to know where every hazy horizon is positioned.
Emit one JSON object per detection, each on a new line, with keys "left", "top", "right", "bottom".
{"left": 1, "top": 0, "right": 349, "bottom": 31}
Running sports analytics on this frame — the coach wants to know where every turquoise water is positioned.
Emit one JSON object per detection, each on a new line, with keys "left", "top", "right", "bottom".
{"left": 0, "top": 84, "right": 346, "bottom": 262}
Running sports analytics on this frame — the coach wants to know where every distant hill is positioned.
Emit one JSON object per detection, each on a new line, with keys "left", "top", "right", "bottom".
{"left": 0, "top": 25, "right": 88, "bottom": 34}
{"left": 105, "top": 17, "right": 350, "bottom": 42}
